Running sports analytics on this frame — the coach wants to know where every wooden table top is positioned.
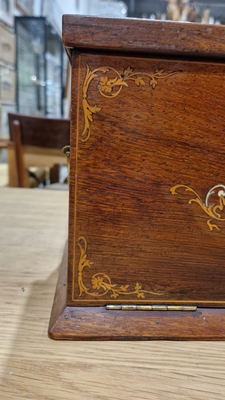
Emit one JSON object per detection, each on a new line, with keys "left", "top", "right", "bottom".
{"left": 1, "top": 187, "right": 225, "bottom": 399}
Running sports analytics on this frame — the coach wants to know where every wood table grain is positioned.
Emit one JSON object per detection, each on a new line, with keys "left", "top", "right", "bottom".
{"left": 0, "top": 188, "right": 225, "bottom": 400}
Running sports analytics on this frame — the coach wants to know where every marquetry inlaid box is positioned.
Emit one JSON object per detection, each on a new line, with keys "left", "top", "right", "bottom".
{"left": 49, "top": 16, "right": 225, "bottom": 340}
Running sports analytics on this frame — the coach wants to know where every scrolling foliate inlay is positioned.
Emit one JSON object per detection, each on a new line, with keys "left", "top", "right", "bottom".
{"left": 81, "top": 64, "right": 178, "bottom": 143}
{"left": 170, "top": 184, "right": 225, "bottom": 231}
{"left": 77, "top": 236, "right": 163, "bottom": 300}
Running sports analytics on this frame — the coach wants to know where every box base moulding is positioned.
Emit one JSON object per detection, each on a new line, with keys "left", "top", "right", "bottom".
{"left": 48, "top": 246, "right": 225, "bottom": 340}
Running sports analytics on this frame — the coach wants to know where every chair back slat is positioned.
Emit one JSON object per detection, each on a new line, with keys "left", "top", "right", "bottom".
{"left": 8, "top": 113, "right": 70, "bottom": 149}
{"left": 8, "top": 113, "right": 70, "bottom": 188}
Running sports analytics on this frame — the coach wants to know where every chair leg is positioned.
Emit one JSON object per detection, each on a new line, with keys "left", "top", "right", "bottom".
{"left": 12, "top": 120, "right": 29, "bottom": 187}
{"left": 50, "top": 164, "right": 60, "bottom": 184}
{"left": 7, "top": 142, "right": 17, "bottom": 187}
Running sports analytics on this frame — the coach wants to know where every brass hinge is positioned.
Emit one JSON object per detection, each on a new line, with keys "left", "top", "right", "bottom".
{"left": 106, "top": 305, "right": 197, "bottom": 311}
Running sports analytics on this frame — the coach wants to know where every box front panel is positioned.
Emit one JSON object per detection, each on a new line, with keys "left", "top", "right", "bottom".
{"left": 68, "top": 53, "right": 225, "bottom": 307}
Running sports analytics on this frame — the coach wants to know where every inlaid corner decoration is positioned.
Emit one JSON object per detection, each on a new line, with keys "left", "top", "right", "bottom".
{"left": 81, "top": 64, "right": 178, "bottom": 143}
{"left": 77, "top": 236, "right": 163, "bottom": 299}
{"left": 170, "top": 184, "right": 225, "bottom": 231}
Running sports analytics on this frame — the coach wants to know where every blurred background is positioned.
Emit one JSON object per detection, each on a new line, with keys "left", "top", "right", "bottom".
{"left": 0, "top": 0, "right": 224, "bottom": 187}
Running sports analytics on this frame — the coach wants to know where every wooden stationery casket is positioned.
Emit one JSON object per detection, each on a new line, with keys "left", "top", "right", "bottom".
{"left": 49, "top": 16, "right": 225, "bottom": 340}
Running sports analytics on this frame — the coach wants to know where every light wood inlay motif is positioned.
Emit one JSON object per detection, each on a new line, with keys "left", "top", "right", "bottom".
{"left": 170, "top": 184, "right": 225, "bottom": 231}
{"left": 77, "top": 236, "right": 163, "bottom": 299}
{"left": 81, "top": 64, "right": 178, "bottom": 143}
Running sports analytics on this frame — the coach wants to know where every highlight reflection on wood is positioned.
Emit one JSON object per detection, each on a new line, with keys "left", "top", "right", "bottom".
{"left": 49, "top": 15, "right": 225, "bottom": 340}
{"left": 82, "top": 64, "right": 178, "bottom": 142}
{"left": 171, "top": 184, "right": 225, "bottom": 231}
{"left": 77, "top": 236, "right": 164, "bottom": 299}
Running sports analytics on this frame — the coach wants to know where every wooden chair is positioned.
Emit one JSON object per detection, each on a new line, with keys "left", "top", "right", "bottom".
{"left": 8, "top": 113, "right": 70, "bottom": 188}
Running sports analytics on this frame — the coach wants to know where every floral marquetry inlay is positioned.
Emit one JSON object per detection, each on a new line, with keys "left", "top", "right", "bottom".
{"left": 81, "top": 64, "right": 178, "bottom": 143}
{"left": 77, "top": 236, "right": 163, "bottom": 300}
{"left": 170, "top": 184, "right": 225, "bottom": 231}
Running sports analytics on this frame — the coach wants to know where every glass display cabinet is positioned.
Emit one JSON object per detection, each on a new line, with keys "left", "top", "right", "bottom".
{"left": 15, "top": 16, "right": 65, "bottom": 117}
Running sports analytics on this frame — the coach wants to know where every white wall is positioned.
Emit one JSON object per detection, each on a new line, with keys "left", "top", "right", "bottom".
{"left": 56, "top": 0, "right": 78, "bottom": 15}
{"left": 33, "top": 0, "right": 81, "bottom": 33}
{"left": 77, "top": 0, "right": 91, "bottom": 15}
{"left": 34, "top": 0, "right": 78, "bottom": 16}
{"left": 78, "top": 0, "right": 128, "bottom": 17}
{"left": 34, "top": 0, "right": 127, "bottom": 34}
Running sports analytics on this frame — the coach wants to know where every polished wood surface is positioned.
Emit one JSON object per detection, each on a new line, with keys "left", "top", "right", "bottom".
{"left": 55, "top": 16, "right": 225, "bottom": 339}
{"left": 1, "top": 188, "right": 225, "bottom": 398}
{"left": 63, "top": 15, "right": 225, "bottom": 58}
{"left": 69, "top": 55, "right": 225, "bottom": 308}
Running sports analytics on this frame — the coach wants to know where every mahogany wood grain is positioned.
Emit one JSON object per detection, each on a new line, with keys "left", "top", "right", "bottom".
{"left": 66, "top": 54, "right": 225, "bottom": 311}
{"left": 49, "top": 251, "right": 225, "bottom": 340}
{"left": 63, "top": 15, "right": 225, "bottom": 59}
{"left": 50, "top": 16, "right": 225, "bottom": 339}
